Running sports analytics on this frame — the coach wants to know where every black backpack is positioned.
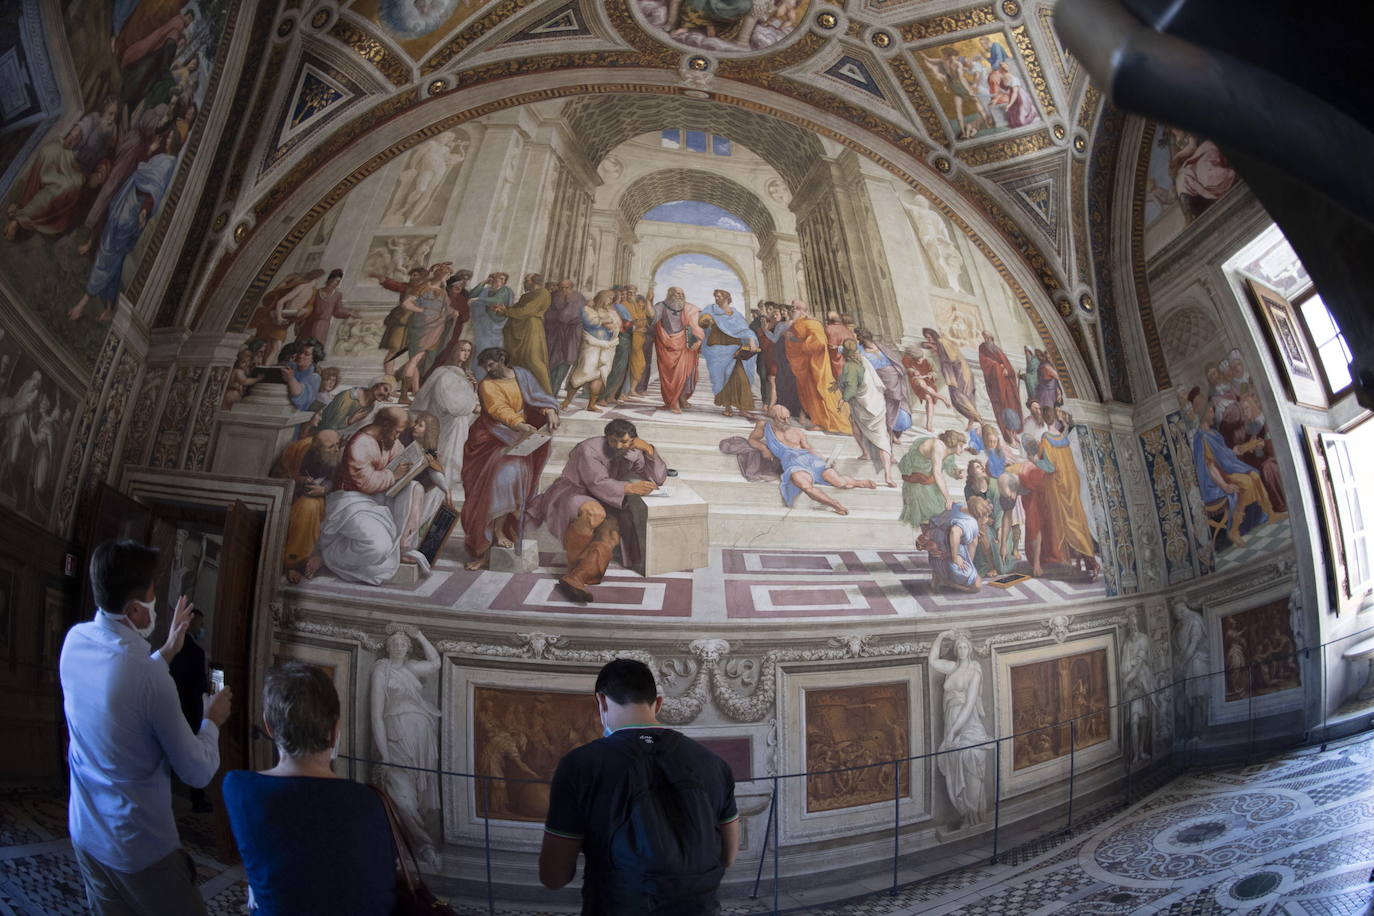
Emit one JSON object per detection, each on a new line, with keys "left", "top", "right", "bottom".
{"left": 599, "top": 729, "right": 724, "bottom": 915}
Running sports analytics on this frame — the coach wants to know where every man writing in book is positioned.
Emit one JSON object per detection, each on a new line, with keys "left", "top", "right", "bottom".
{"left": 312, "top": 406, "right": 435, "bottom": 584}
{"left": 460, "top": 348, "right": 561, "bottom": 570}
{"left": 530, "top": 419, "right": 667, "bottom": 603}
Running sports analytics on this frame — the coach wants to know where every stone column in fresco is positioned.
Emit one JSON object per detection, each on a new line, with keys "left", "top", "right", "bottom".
{"left": 441, "top": 113, "right": 528, "bottom": 280}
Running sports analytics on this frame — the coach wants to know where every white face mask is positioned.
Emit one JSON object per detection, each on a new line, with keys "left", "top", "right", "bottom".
{"left": 115, "top": 598, "right": 157, "bottom": 640}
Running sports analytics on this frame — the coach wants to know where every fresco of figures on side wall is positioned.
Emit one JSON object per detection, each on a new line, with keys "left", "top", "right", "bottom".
{"left": 0, "top": 0, "right": 232, "bottom": 367}
{"left": 1142, "top": 123, "right": 1242, "bottom": 259}
{"left": 0, "top": 325, "right": 75, "bottom": 530}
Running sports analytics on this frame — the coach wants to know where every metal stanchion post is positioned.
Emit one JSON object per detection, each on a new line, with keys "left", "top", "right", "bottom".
{"left": 1248, "top": 662, "right": 1256, "bottom": 759}
{"left": 890, "top": 759, "right": 900, "bottom": 896}
{"left": 483, "top": 777, "right": 495, "bottom": 916}
{"left": 1066, "top": 718, "right": 1076, "bottom": 833}
{"left": 991, "top": 738, "right": 1002, "bottom": 865}
{"left": 772, "top": 774, "right": 781, "bottom": 916}
{"left": 751, "top": 781, "right": 777, "bottom": 900}
{"left": 1124, "top": 699, "right": 1133, "bottom": 807}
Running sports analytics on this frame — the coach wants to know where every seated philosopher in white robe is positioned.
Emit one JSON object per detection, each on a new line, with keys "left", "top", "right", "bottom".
{"left": 317, "top": 406, "right": 440, "bottom": 584}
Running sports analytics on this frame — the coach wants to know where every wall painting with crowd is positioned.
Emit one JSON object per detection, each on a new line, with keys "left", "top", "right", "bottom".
{"left": 223, "top": 94, "right": 1122, "bottom": 618}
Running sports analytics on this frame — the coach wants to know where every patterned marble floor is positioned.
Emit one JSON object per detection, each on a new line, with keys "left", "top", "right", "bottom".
{"left": 0, "top": 788, "right": 248, "bottom": 915}
{"left": 5, "top": 735, "right": 1371, "bottom": 914}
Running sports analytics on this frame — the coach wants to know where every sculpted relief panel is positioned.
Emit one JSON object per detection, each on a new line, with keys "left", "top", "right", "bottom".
{"left": 471, "top": 685, "right": 601, "bottom": 822}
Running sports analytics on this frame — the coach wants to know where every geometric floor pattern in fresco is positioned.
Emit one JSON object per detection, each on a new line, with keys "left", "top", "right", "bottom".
{"left": 4, "top": 732, "right": 1373, "bottom": 914}
{"left": 292, "top": 544, "right": 1101, "bottom": 620}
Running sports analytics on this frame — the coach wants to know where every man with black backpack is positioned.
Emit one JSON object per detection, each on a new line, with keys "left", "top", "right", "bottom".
{"left": 540, "top": 659, "right": 740, "bottom": 914}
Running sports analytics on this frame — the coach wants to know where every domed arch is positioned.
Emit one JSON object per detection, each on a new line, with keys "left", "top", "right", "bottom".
{"left": 618, "top": 168, "right": 777, "bottom": 249}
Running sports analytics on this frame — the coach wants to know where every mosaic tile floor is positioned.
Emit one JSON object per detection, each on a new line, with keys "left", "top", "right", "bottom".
{"left": 5, "top": 733, "right": 1372, "bottom": 913}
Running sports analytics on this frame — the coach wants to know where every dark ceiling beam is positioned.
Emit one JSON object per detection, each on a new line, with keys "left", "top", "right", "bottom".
{"left": 1056, "top": 0, "right": 1374, "bottom": 409}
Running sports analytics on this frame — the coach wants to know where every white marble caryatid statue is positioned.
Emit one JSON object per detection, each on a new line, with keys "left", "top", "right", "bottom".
{"left": 371, "top": 626, "right": 442, "bottom": 868}
{"left": 1172, "top": 599, "right": 1210, "bottom": 741}
{"left": 1120, "top": 617, "right": 1162, "bottom": 761}
{"left": 904, "top": 193, "right": 970, "bottom": 294}
{"left": 930, "top": 630, "right": 992, "bottom": 829}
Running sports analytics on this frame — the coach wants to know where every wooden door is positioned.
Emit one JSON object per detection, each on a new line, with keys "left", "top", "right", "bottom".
{"left": 207, "top": 499, "right": 263, "bottom": 858}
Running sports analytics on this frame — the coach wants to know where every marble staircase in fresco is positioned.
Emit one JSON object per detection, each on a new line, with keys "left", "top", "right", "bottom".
{"left": 523, "top": 381, "right": 917, "bottom": 553}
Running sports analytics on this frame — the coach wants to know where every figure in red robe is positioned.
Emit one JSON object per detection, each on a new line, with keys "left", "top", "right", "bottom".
{"left": 978, "top": 332, "right": 1024, "bottom": 443}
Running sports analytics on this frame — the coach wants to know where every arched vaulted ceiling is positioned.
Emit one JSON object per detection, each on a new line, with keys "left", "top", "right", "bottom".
{"left": 618, "top": 169, "right": 777, "bottom": 248}
{"left": 562, "top": 96, "right": 825, "bottom": 194}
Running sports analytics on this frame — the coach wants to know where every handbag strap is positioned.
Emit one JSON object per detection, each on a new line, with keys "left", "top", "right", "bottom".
{"left": 371, "top": 784, "right": 422, "bottom": 896}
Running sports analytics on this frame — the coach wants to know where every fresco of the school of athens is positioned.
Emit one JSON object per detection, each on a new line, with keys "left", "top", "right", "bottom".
{"left": 0, "top": 0, "right": 231, "bottom": 367}
{"left": 226, "top": 95, "right": 1121, "bottom": 615}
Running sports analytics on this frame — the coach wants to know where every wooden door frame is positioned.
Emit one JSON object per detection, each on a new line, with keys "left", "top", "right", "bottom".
{"left": 117, "top": 468, "right": 291, "bottom": 769}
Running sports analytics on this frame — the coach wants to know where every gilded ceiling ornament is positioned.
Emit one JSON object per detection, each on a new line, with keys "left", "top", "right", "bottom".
{"left": 212, "top": 213, "right": 228, "bottom": 232}
{"left": 421, "top": 0, "right": 553, "bottom": 75}
{"left": 1053, "top": 124, "right": 1066, "bottom": 140}
{"left": 1078, "top": 292, "right": 1095, "bottom": 313}
{"left": 233, "top": 223, "right": 248, "bottom": 243}
{"left": 816, "top": 12, "right": 838, "bottom": 29}
{"left": 310, "top": 8, "right": 330, "bottom": 29}
{"left": 1073, "top": 135, "right": 1087, "bottom": 152}
{"left": 277, "top": 18, "right": 296, "bottom": 38}
{"left": 428, "top": 79, "right": 447, "bottom": 95}
{"left": 890, "top": 55, "right": 949, "bottom": 146}
{"left": 871, "top": 30, "right": 892, "bottom": 48}
{"left": 900, "top": 6, "right": 996, "bottom": 43}
{"left": 329, "top": 19, "right": 411, "bottom": 87}
{"left": 1078, "top": 84, "right": 1102, "bottom": 131}
{"left": 1010, "top": 24, "right": 1056, "bottom": 116}
{"left": 934, "top": 156, "right": 952, "bottom": 173}
{"left": 955, "top": 127, "right": 1053, "bottom": 167}
{"left": 1001, "top": 0, "right": 1021, "bottom": 16}
{"left": 688, "top": 55, "right": 710, "bottom": 71}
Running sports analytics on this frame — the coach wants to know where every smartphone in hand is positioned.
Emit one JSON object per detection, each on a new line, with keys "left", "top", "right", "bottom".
{"left": 209, "top": 666, "right": 225, "bottom": 695}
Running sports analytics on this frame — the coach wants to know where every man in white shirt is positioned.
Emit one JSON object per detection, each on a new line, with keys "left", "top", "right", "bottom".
{"left": 60, "top": 539, "right": 234, "bottom": 915}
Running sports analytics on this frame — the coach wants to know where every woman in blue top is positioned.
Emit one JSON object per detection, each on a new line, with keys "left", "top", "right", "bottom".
{"left": 223, "top": 663, "right": 396, "bottom": 915}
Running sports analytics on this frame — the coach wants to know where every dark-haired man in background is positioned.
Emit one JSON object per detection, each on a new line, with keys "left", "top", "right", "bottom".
{"left": 168, "top": 607, "right": 212, "bottom": 813}
{"left": 531, "top": 418, "right": 667, "bottom": 603}
{"left": 540, "top": 659, "right": 739, "bottom": 913}
{"left": 60, "top": 539, "right": 233, "bottom": 915}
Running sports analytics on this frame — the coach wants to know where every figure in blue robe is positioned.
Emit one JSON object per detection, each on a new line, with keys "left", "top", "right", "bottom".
{"left": 79, "top": 145, "right": 176, "bottom": 318}
{"left": 699, "top": 298, "right": 758, "bottom": 396}
{"left": 467, "top": 278, "right": 513, "bottom": 378}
